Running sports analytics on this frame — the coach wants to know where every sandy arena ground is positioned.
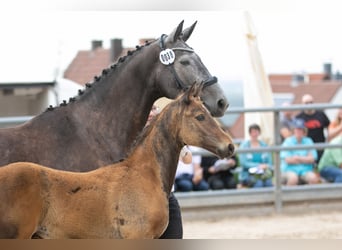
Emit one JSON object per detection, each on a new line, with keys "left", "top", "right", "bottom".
{"left": 183, "top": 211, "right": 342, "bottom": 239}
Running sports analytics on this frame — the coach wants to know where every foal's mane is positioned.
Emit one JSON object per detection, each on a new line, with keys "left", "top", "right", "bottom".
{"left": 45, "top": 39, "right": 156, "bottom": 113}
{"left": 127, "top": 95, "right": 185, "bottom": 158}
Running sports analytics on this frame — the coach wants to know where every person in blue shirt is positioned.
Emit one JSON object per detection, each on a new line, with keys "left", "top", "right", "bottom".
{"left": 239, "top": 123, "right": 273, "bottom": 188}
{"left": 280, "top": 118, "right": 320, "bottom": 185}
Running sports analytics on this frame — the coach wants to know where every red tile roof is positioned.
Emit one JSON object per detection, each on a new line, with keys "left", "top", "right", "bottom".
{"left": 64, "top": 48, "right": 111, "bottom": 85}
{"left": 269, "top": 73, "right": 326, "bottom": 84}
{"left": 272, "top": 80, "right": 341, "bottom": 104}
{"left": 63, "top": 38, "right": 155, "bottom": 85}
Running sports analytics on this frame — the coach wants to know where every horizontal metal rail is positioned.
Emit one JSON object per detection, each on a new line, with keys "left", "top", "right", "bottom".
{"left": 195, "top": 142, "right": 342, "bottom": 155}
{"left": 175, "top": 183, "right": 342, "bottom": 207}
{"left": 175, "top": 183, "right": 342, "bottom": 219}
{"left": 0, "top": 116, "right": 33, "bottom": 126}
{"left": 225, "top": 102, "right": 342, "bottom": 113}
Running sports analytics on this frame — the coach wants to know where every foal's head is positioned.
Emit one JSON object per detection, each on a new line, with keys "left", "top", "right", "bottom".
{"left": 171, "top": 82, "right": 235, "bottom": 159}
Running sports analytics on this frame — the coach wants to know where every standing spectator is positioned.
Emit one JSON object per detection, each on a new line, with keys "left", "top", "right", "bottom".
{"left": 296, "top": 94, "right": 330, "bottom": 162}
{"left": 328, "top": 108, "right": 342, "bottom": 142}
{"left": 318, "top": 135, "right": 342, "bottom": 183}
{"left": 280, "top": 118, "right": 320, "bottom": 186}
{"left": 239, "top": 124, "right": 273, "bottom": 188}
{"left": 145, "top": 104, "right": 160, "bottom": 126}
{"left": 201, "top": 155, "right": 238, "bottom": 190}
{"left": 174, "top": 147, "right": 209, "bottom": 192}
{"left": 279, "top": 102, "right": 296, "bottom": 142}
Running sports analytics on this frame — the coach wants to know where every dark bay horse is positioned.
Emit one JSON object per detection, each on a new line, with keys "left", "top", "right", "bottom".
{"left": 0, "top": 83, "right": 235, "bottom": 239}
{"left": 0, "top": 21, "right": 228, "bottom": 171}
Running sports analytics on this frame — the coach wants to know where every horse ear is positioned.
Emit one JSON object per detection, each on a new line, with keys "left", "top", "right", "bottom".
{"left": 193, "top": 81, "right": 204, "bottom": 98}
{"left": 165, "top": 20, "right": 184, "bottom": 43}
{"left": 184, "top": 82, "right": 203, "bottom": 104}
{"left": 181, "top": 21, "right": 197, "bottom": 42}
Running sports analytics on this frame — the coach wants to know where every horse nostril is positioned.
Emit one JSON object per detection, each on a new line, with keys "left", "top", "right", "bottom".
{"left": 228, "top": 144, "right": 235, "bottom": 155}
{"left": 218, "top": 99, "right": 229, "bottom": 111}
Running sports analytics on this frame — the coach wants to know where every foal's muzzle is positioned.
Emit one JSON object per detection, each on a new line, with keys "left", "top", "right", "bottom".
{"left": 217, "top": 143, "right": 235, "bottom": 159}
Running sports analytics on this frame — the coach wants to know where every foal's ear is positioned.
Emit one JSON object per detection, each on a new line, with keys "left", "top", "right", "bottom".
{"left": 165, "top": 20, "right": 184, "bottom": 43}
{"left": 181, "top": 21, "right": 197, "bottom": 42}
{"left": 184, "top": 82, "right": 203, "bottom": 104}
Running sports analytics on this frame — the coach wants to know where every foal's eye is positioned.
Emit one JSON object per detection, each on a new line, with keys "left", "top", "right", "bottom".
{"left": 180, "top": 60, "right": 190, "bottom": 66}
{"left": 195, "top": 114, "right": 205, "bottom": 121}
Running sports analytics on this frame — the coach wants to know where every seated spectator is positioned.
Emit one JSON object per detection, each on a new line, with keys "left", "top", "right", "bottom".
{"left": 280, "top": 102, "right": 296, "bottom": 142}
{"left": 201, "top": 155, "right": 238, "bottom": 190}
{"left": 328, "top": 108, "right": 342, "bottom": 142}
{"left": 239, "top": 123, "right": 273, "bottom": 188}
{"left": 280, "top": 118, "right": 320, "bottom": 185}
{"left": 174, "top": 147, "right": 209, "bottom": 192}
{"left": 317, "top": 135, "right": 342, "bottom": 183}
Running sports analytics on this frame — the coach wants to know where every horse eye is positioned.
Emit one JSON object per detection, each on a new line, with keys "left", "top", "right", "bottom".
{"left": 180, "top": 60, "right": 190, "bottom": 66}
{"left": 195, "top": 114, "right": 205, "bottom": 121}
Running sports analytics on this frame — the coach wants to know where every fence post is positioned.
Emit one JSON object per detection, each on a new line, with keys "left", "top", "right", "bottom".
{"left": 273, "top": 110, "right": 282, "bottom": 212}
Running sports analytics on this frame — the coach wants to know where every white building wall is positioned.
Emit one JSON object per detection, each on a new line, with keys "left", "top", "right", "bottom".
{"left": 0, "top": 78, "right": 81, "bottom": 118}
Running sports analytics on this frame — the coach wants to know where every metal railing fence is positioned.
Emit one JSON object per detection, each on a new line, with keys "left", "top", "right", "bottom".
{"left": 198, "top": 102, "right": 342, "bottom": 212}
{"left": 1, "top": 102, "right": 342, "bottom": 213}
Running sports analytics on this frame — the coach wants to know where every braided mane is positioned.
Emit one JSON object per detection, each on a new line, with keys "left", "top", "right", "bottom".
{"left": 45, "top": 40, "right": 155, "bottom": 112}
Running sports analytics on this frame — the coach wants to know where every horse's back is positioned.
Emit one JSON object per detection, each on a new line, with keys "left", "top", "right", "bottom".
{"left": 0, "top": 126, "right": 26, "bottom": 166}
{"left": 0, "top": 116, "right": 107, "bottom": 171}
{"left": 0, "top": 120, "right": 52, "bottom": 166}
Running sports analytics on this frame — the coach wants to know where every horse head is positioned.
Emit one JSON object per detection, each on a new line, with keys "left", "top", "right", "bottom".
{"left": 155, "top": 20, "right": 229, "bottom": 117}
{"left": 175, "top": 82, "right": 235, "bottom": 159}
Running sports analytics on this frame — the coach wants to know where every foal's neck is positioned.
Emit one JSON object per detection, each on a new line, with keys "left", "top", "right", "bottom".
{"left": 129, "top": 109, "right": 183, "bottom": 195}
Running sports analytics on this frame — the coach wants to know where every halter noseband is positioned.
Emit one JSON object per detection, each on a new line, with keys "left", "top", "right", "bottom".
{"left": 159, "top": 34, "right": 218, "bottom": 90}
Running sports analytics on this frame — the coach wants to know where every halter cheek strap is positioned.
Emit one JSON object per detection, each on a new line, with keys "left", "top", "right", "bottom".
{"left": 159, "top": 34, "right": 218, "bottom": 90}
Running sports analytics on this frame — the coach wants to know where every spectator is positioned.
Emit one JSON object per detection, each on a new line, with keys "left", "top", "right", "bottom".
{"left": 179, "top": 145, "right": 192, "bottom": 164}
{"left": 174, "top": 147, "right": 209, "bottom": 192}
{"left": 239, "top": 123, "right": 273, "bottom": 188}
{"left": 145, "top": 104, "right": 160, "bottom": 126}
{"left": 296, "top": 94, "right": 330, "bottom": 162}
{"left": 317, "top": 135, "right": 342, "bottom": 183}
{"left": 280, "top": 118, "right": 320, "bottom": 186}
{"left": 279, "top": 101, "right": 296, "bottom": 142}
{"left": 201, "top": 155, "right": 238, "bottom": 190}
{"left": 327, "top": 108, "right": 342, "bottom": 142}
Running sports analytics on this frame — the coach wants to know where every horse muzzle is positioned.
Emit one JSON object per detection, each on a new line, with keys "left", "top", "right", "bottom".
{"left": 216, "top": 143, "right": 235, "bottom": 159}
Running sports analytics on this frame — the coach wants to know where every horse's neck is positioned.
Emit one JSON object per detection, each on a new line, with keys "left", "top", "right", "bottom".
{"left": 70, "top": 44, "right": 161, "bottom": 160}
{"left": 129, "top": 112, "right": 182, "bottom": 194}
